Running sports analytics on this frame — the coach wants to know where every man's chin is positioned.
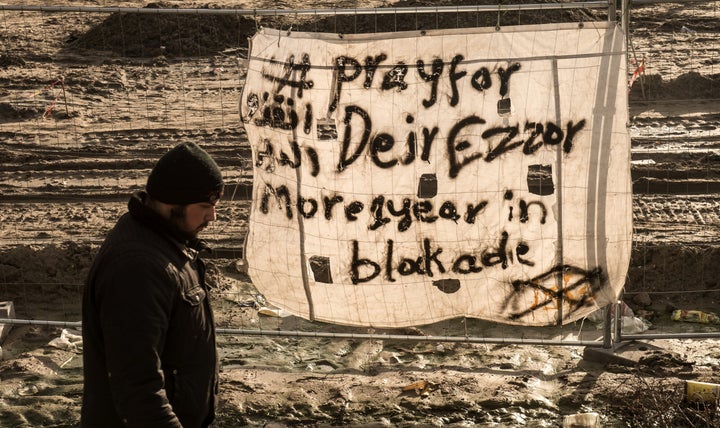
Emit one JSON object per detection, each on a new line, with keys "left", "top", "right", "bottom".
{"left": 170, "top": 218, "right": 203, "bottom": 241}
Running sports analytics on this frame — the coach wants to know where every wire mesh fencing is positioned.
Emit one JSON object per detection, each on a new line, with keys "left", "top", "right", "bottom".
{"left": 0, "top": 1, "right": 718, "bottom": 348}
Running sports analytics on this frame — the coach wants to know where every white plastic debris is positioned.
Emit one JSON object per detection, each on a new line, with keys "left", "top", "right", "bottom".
{"left": 257, "top": 307, "right": 292, "bottom": 318}
{"left": 563, "top": 412, "right": 601, "bottom": 427}
{"left": 586, "top": 301, "right": 634, "bottom": 323}
{"left": 586, "top": 303, "right": 651, "bottom": 334}
{"left": 48, "top": 328, "right": 83, "bottom": 352}
{"left": 620, "top": 316, "right": 651, "bottom": 334}
{"left": 630, "top": 159, "right": 656, "bottom": 165}
{"left": 17, "top": 384, "right": 39, "bottom": 396}
{"left": 0, "top": 301, "right": 15, "bottom": 344}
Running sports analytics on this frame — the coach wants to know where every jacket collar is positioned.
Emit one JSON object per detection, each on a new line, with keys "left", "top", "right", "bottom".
{"left": 128, "top": 191, "right": 210, "bottom": 258}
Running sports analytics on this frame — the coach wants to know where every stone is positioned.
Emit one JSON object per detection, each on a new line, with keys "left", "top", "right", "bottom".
{"left": 632, "top": 292, "right": 652, "bottom": 307}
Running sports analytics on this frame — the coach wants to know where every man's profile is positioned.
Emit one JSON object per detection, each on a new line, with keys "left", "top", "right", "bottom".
{"left": 81, "top": 142, "right": 223, "bottom": 428}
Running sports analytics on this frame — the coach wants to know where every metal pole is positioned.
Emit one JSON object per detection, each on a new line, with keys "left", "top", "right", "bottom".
{"left": 0, "top": 2, "right": 612, "bottom": 16}
{"left": 622, "top": 332, "right": 720, "bottom": 340}
{"left": 621, "top": 0, "right": 629, "bottom": 33}
{"left": 216, "top": 327, "right": 609, "bottom": 347}
{"left": 625, "top": 0, "right": 707, "bottom": 4}
{"left": 602, "top": 303, "right": 613, "bottom": 348}
{"left": 0, "top": 318, "right": 82, "bottom": 328}
{"left": 0, "top": 318, "right": 608, "bottom": 347}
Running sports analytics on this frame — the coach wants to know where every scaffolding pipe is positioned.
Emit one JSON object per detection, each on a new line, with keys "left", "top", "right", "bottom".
{"left": 2, "top": 1, "right": 710, "bottom": 17}
{"left": 216, "top": 327, "right": 609, "bottom": 347}
{"left": 602, "top": 303, "right": 613, "bottom": 348}
{"left": 630, "top": 0, "right": 710, "bottom": 4}
{"left": 621, "top": 332, "right": 720, "bottom": 340}
{"left": 0, "top": 318, "right": 606, "bottom": 347}
{"left": 0, "top": 2, "right": 611, "bottom": 16}
{"left": 0, "top": 318, "right": 81, "bottom": 328}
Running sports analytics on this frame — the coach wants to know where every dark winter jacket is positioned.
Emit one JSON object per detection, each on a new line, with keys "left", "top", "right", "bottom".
{"left": 81, "top": 191, "right": 218, "bottom": 428}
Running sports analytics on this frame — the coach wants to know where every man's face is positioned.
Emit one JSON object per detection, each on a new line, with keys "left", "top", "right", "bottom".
{"left": 170, "top": 202, "right": 218, "bottom": 238}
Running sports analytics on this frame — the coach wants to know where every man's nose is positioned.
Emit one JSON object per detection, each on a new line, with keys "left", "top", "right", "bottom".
{"left": 206, "top": 206, "right": 217, "bottom": 222}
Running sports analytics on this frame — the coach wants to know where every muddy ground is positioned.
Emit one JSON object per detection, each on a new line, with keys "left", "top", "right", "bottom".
{"left": 0, "top": 0, "right": 719, "bottom": 426}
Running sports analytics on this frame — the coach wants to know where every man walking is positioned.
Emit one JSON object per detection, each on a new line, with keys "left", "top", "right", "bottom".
{"left": 81, "top": 142, "right": 223, "bottom": 427}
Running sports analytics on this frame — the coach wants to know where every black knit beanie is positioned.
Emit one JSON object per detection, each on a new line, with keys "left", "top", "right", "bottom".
{"left": 146, "top": 142, "right": 224, "bottom": 205}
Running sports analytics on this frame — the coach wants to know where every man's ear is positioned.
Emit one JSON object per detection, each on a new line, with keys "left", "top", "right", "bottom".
{"left": 147, "top": 197, "right": 175, "bottom": 220}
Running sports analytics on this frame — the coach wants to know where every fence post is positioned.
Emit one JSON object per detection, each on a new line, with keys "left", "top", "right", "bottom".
{"left": 603, "top": 302, "right": 613, "bottom": 348}
{"left": 609, "top": 0, "right": 617, "bottom": 22}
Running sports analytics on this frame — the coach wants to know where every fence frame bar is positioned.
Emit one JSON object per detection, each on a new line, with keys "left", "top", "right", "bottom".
{"left": 621, "top": 332, "right": 720, "bottom": 340}
{"left": 0, "top": 318, "right": 608, "bottom": 347}
{"left": 0, "top": 2, "right": 611, "bottom": 16}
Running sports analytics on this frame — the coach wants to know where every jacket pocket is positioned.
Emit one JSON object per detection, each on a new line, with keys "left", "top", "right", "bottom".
{"left": 168, "top": 368, "right": 209, "bottom": 427}
{"left": 181, "top": 285, "right": 206, "bottom": 306}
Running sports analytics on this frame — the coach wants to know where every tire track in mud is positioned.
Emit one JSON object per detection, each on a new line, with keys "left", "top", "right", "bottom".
{"left": 2, "top": 120, "right": 719, "bottom": 246}
{"left": 0, "top": 126, "right": 255, "bottom": 201}
{"left": 628, "top": 110, "right": 720, "bottom": 246}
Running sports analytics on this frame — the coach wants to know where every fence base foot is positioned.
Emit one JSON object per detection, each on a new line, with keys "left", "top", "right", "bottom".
{"left": 582, "top": 340, "right": 660, "bottom": 366}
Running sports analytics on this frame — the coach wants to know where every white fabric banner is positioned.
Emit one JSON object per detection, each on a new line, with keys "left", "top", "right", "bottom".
{"left": 241, "top": 22, "right": 632, "bottom": 327}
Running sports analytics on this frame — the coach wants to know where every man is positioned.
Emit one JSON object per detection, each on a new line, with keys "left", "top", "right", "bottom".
{"left": 82, "top": 142, "right": 223, "bottom": 428}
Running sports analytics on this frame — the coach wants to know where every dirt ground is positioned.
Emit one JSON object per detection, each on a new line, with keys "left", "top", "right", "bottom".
{"left": 1, "top": 1, "right": 719, "bottom": 427}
